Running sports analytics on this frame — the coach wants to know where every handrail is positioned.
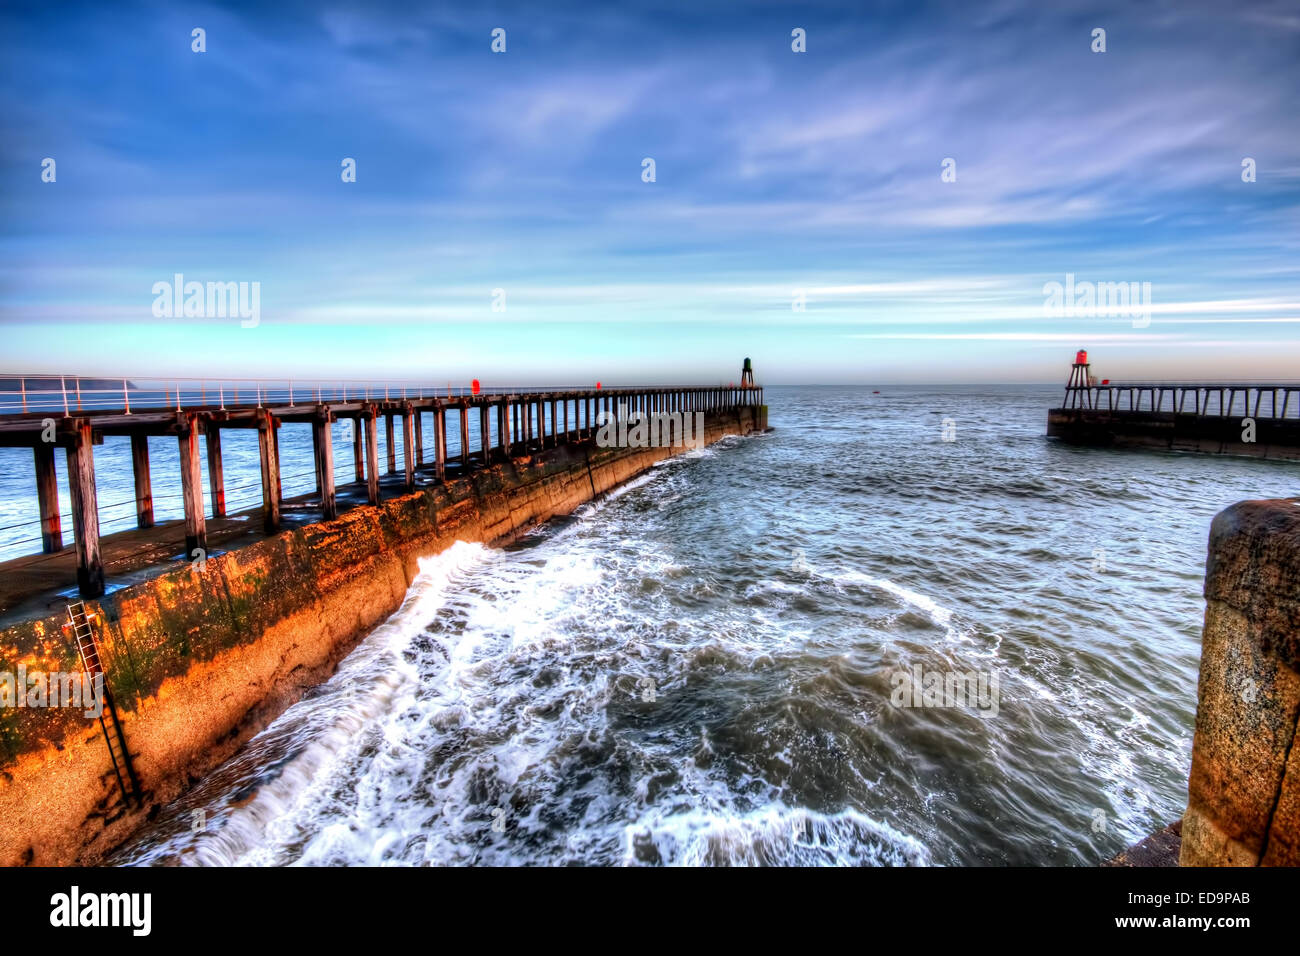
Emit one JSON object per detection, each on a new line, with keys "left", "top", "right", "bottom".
{"left": 0, "top": 374, "right": 761, "bottom": 417}
{"left": 1060, "top": 381, "right": 1300, "bottom": 419}
{"left": 1067, "top": 381, "right": 1300, "bottom": 389}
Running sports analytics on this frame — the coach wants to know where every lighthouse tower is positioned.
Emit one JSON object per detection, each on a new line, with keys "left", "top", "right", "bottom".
{"left": 740, "top": 357, "right": 755, "bottom": 389}
{"left": 1065, "top": 350, "right": 1094, "bottom": 409}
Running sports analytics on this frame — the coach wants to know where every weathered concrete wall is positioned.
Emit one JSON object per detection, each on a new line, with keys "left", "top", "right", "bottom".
{"left": 1181, "top": 497, "right": 1300, "bottom": 865}
{"left": 1047, "top": 410, "right": 1300, "bottom": 460}
{"left": 0, "top": 407, "right": 762, "bottom": 865}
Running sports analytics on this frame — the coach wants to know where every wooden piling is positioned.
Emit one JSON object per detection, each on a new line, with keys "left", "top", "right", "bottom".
{"left": 64, "top": 422, "right": 103, "bottom": 597}
{"left": 403, "top": 407, "right": 415, "bottom": 491}
{"left": 385, "top": 414, "right": 396, "bottom": 474}
{"left": 178, "top": 416, "right": 207, "bottom": 558}
{"left": 501, "top": 400, "right": 512, "bottom": 457}
{"left": 364, "top": 409, "right": 379, "bottom": 505}
{"left": 312, "top": 421, "right": 323, "bottom": 492}
{"left": 480, "top": 404, "right": 490, "bottom": 463}
{"left": 272, "top": 414, "right": 283, "bottom": 501}
{"left": 434, "top": 402, "right": 447, "bottom": 481}
{"left": 314, "top": 414, "right": 337, "bottom": 520}
{"left": 33, "top": 442, "right": 62, "bottom": 553}
{"left": 129, "top": 434, "right": 154, "bottom": 530}
{"left": 459, "top": 403, "right": 470, "bottom": 466}
{"left": 353, "top": 416, "right": 365, "bottom": 482}
{"left": 205, "top": 425, "right": 226, "bottom": 518}
{"left": 257, "top": 409, "right": 281, "bottom": 533}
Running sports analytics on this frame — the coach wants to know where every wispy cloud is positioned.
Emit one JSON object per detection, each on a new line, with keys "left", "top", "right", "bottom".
{"left": 0, "top": 0, "right": 1297, "bottom": 382}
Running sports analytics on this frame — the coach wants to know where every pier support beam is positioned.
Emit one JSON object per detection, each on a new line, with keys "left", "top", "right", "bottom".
{"left": 402, "top": 407, "right": 416, "bottom": 491}
{"left": 178, "top": 416, "right": 207, "bottom": 558}
{"left": 312, "top": 422, "right": 323, "bottom": 492}
{"left": 353, "top": 417, "right": 365, "bottom": 483}
{"left": 501, "top": 400, "right": 511, "bottom": 457}
{"left": 385, "top": 414, "right": 396, "bottom": 474}
{"left": 314, "top": 414, "right": 337, "bottom": 520}
{"left": 34, "top": 443, "right": 62, "bottom": 553}
{"left": 434, "top": 403, "right": 447, "bottom": 481}
{"left": 459, "top": 404, "right": 470, "bottom": 467}
{"left": 130, "top": 434, "right": 154, "bottom": 529}
{"left": 363, "top": 409, "right": 379, "bottom": 505}
{"left": 414, "top": 411, "right": 424, "bottom": 466}
{"left": 65, "top": 422, "right": 103, "bottom": 598}
{"left": 257, "top": 409, "right": 281, "bottom": 533}
{"left": 480, "top": 405, "right": 490, "bottom": 463}
{"left": 205, "top": 426, "right": 226, "bottom": 518}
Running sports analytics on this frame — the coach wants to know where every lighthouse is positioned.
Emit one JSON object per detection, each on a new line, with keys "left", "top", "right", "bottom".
{"left": 1064, "top": 350, "right": 1095, "bottom": 409}
{"left": 740, "top": 357, "right": 755, "bottom": 389}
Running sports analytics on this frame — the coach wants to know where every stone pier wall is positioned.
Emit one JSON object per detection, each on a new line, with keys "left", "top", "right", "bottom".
{"left": 1047, "top": 409, "right": 1300, "bottom": 459}
{"left": 1181, "top": 497, "right": 1300, "bottom": 865}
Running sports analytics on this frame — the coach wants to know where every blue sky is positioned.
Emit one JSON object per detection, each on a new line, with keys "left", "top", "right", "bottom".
{"left": 2, "top": 0, "right": 1298, "bottom": 385}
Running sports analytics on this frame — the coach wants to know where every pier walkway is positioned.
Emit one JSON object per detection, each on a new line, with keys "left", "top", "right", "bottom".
{"left": 0, "top": 376, "right": 765, "bottom": 605}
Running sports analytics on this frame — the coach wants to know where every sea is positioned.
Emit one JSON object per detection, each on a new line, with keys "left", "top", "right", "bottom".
{"left": 5, "top": 384, "right": 1297, "bottom": 866}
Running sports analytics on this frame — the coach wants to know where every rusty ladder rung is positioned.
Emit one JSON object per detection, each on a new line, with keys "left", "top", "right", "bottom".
{"left": 64, "top": 603, "right": 141, "bottom": 809}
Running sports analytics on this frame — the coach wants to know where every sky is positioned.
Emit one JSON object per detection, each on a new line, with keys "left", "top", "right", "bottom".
{"left": 2, "top": 0, "right": 1299, "bottom": 386}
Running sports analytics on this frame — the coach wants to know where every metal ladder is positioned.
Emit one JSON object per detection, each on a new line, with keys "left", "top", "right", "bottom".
{"left": 65, "top": 602, "right": 141, "bottom": 809}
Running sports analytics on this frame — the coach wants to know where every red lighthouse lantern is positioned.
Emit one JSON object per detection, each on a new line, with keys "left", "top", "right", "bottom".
{"left": 1075, "top": 349, "right": 1088, "bottom": 366}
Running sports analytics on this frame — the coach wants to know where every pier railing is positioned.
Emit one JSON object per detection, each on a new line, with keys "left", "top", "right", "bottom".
{"left": 0, "top": 375, "right": 759, "bottom": 416}
{"left": 0, "top": 373, "right": 765, "bottom": 599}
{"left": 1061, "top": 381, "right": 1300, "bottom": 419}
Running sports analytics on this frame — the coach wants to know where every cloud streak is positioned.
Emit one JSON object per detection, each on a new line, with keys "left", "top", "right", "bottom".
{"left": 0, "top": 0, "right": 1297, "bottom": 382}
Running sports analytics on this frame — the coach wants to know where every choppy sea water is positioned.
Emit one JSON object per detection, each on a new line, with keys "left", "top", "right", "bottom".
{"left": 108, "top": 384, "right": 1297, "bottom": 866}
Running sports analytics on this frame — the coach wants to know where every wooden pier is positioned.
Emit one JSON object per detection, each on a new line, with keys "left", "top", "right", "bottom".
{"left": 0, "top": 377, "right": 765, "bottom": 600}
{"left": 1046, "top": 354, "right": 1300, "bottom": 459}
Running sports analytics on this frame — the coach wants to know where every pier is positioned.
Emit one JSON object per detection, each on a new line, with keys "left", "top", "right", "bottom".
{"left": 0, "top": 376, "right": 765, "bottom": 604}
{"left": 1046, "top": 353, "right": 1300, "bottom": 459}
{"left": 0, "top": 374, "right": 767, "bottom": 866}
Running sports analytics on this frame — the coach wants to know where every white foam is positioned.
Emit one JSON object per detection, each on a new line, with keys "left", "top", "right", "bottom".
{"left": 623, "top": 806, "right": 930, "bottom": 867}
{"left": 117, "top": 541, "right": 492, "bottom": 867}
